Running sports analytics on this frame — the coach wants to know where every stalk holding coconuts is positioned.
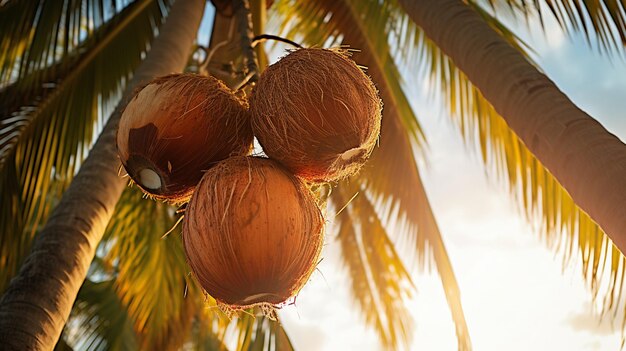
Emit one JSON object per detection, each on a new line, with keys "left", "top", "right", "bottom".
{"left": 250, "top": 48, "right": 382, "bottom": 182}
{"left": 117, "top": 73, "right": 252, "bottom": 203}
{"left": 182, "top": 156, "right": 324, "bottom": 311}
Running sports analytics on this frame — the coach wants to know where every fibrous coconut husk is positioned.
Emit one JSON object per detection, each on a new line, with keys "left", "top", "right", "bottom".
{"left": 117, "top": 73, "right": 252, "bottom": 203}
{"left": 182, "top": 156, "right": 325, "bottom": 311}
{"left": 250, "top": 48, "right": 382, "bottom": 182}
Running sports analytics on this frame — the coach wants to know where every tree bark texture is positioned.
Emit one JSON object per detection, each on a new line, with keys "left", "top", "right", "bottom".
{"left": 400, "top": 0, "right": 626, "bottom": 253}
{"left": 0, "top": 0, "right": 205, "bottom": 349}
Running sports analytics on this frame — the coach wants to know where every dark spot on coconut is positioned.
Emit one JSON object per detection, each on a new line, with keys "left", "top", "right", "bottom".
{"left": 239, "top": 200, "right": 260, "bottom": 228}
{"left": 128, "top": 123, "right": 158, "bottom": 153}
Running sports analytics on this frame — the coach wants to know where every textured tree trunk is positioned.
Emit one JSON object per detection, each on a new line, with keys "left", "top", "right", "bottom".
{"left": 400, "top": 0, "right": 626, "bottom": 253}
{"left": 0, "top": 0, "right": 205, "bottom": 349}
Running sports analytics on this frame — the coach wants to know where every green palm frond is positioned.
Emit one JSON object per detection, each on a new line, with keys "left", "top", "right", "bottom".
{"left": 101, "top": 187, "right": 196, "bottom": 350}
{"left": 478, "top": 0, "right": 626, "bottom": 56}
{"left": 0, "top": 0, "right": 171, "bottom": 293}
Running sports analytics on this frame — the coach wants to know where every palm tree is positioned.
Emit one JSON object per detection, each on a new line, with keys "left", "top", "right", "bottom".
{"left": 1, "top": 0, "right": 625, "bottom": 350}
{"left": 0, "top": 0, "right": 207, "bottom": 349}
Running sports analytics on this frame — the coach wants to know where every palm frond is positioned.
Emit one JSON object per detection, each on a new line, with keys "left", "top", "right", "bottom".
{"left": 66, "top": 279, "right": 139, "bottom": 351}
{"left": 1, "top": 0, "right": 127, "bottom": 86}
{"left": 230, "top": 314, "right": 295, "bottom": 351}
{"left": 0, "top": 0, "right": 171, "bottom": 293}
{"left": 101, "top": 187, "right": 196, "bottom": 350}
{"left": 333, "top": 185, "right": 414, "bottom": 349}
{"left": 476, "top": 0, "right": 626, "bottom": 56}
{"left": 381, "top": 0, "right": 626, "bottom": 330}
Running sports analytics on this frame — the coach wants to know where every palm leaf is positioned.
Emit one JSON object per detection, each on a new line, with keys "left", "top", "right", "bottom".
{"left": 230, "top": 314, "right": 295, "bottom": 351}
{"left": 333, "top": 185, "right": 415, "bottom": 349}
{"left": 0, "top": 0, "right": 171, "bottom": 293}
{"left": 100, "top": 187, "right": 196, "bottom": 350}
{"left": 65, "top": 279, "right": 139, "bottom": 351}
{"left": 0, "top": 0, "right": 136, "bottom": 87}
{"left": 479, "top": 0, "right": 626, "bottom": 56}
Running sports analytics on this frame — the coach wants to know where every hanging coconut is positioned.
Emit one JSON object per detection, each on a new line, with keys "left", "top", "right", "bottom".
{"left": 250, "top": 48, "right": 382, "bottom": 182}
{"left": 183, "top": 156, "right": 324, "bottom": 309}
{"left": 117, "top": 73, "right": 252, "bottom": 203}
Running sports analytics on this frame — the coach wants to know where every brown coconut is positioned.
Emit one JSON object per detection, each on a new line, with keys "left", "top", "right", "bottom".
{"left": 117, "top": 73, "right": 252, "bottom": 203}
{"left": 182, "top": 156, "right": 324, "bottom": 309}
{"left": 250, "top": 48, "right": 382, "bottom": 182}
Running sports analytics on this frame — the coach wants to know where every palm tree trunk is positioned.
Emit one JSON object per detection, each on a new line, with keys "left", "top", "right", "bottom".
{"left": 0, "top": 0, "right": 205, "bottom": 349}
{"left": 399, "top": 0, "right": 626, "bottom": 253}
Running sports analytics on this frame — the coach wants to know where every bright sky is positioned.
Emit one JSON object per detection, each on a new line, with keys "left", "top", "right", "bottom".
{"left": 200, "top": 4, "right": 626, "bottom": 351}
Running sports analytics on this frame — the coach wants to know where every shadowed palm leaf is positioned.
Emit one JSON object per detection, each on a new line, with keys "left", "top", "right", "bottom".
{"left": 68, "top": 279, "right": 139, "bottom": 351}
{"left": 273, "top": 0, "right": 626, "bottom": 347}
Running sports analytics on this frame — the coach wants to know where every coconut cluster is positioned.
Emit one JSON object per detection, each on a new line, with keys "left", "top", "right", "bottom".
{"left": 116, "top": 48, "right": 381, "bottom": 312}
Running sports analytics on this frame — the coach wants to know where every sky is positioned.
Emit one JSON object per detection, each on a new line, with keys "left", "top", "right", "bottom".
{"left": 199, "top": 4, "right": 626, "bottom": 351}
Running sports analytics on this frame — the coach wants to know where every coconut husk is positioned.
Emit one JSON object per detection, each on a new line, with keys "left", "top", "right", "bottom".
{"left": 250, "top": 48, "right": 382, "bottom": 182}
{"left": 182, "top": 156, "right": 325, "bottom": 311}
{"left": 117, "top": 73, "right": 252, "bottom": 203}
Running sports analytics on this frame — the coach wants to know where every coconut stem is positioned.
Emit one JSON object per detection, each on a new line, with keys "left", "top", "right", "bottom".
{"left": 251, "top": 34, "right": 303, "bottom": 48}
{"left": 232, "top": 0, "right": 259, "bottom": 85}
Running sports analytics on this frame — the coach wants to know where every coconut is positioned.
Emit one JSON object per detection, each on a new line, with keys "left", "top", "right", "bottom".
{"left": 250, "top": 48, "right": 382, "bottom": 182}
{"left": 182, "top": 156, "right": 324, "bottom": 309}
{"left": 117, "top": 73, "right": 252, "bottom": 203}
